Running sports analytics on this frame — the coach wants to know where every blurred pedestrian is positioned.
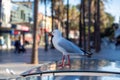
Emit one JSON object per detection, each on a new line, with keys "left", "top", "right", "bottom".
{"left": 14, "top": 39, "right": 21, "bottom": 53}
{"left": 19, "top": 44, "right": 26, "bottom": 53}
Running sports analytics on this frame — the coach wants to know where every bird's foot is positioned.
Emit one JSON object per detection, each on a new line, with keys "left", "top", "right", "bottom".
{"left": 65, "top": 63, "right": 71, "bottom": 68}
{"left": 57, "top": 63, "right": 64, "bottom": 68}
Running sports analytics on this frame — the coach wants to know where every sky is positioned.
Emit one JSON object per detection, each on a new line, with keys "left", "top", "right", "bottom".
{"left": 104, "top": 0, "right": 120, "bottom": 23}
{"left": 12, "top": 0, "right": 120, "bottom": 23}
{"left": 39, "top": 0, "right": 120, "bottom": 23}
{"left": 38, "top": 0, "right": 80, "bottom": 16}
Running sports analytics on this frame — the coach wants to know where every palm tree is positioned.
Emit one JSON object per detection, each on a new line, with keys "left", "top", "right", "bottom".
{"left": 78, "top": 0, "right": 86, "bottom": 50}
{"left": 79, "top": 0, "right": 110, "bottom": 52}
{"left": 0, "top": 0, "right": 2, "bottom": 21}
{"left": 82, "top": 0, "right": 86, "bottom": 51}
{"left": 87, "top": 0, "right": 91, "bottom": 51}
{"left": 44, "top": 0, "right": 48, "bottom": 51}
{"left": 66, "top": 0, "right": 69, "bottom": 40}
{"left": 91, "top": 0, "right": 111, "bottom": 52}
{"left": 95, "top": 0, "right": 101, "bottom": 52}
{"left": 69, "top": 6, "right": 79, "bottom": 30}
{"left": 50, "top": 0, "right": 55, "bottom": 49}
{"left": 31, "top": 0, "right": 39, "bottom": 64}
{"left": 79, "top": 7, "right": 82, "bottom": 47}
{"left": 76, "top": 1, "right": 82, "bottom": 48}
{"left": 90, "top": 0, "right": 101, "bottom": 52}
{"left": 40, "top": 0, "right": 51, "bottom": 51}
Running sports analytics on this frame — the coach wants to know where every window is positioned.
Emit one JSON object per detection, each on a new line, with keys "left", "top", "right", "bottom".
{"left": 21, "top": 10, "right": 25, "bottom": 20}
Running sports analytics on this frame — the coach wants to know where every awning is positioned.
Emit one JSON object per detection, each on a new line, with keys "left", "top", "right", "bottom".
{"left": 12, "top": 24, "right": 29, "bottom": 31}
{"left": 0, "top": 22, "right": 12, "bottom": 29}
{"left": 16, "top": 25, "right": 29, "bottom": 31}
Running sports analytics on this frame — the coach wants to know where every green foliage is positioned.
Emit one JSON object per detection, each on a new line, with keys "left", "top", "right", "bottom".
{"left": 105, "top": 12, "right": 115, "bottom": 26}
{"left": 101, "top": 25, "right": 114, "bottom": 39}
{"left": 41, "top": 0, "right": 115, "bottom": 32}
{"left": 68, "top": 6, "right": 80, "bottom": 30}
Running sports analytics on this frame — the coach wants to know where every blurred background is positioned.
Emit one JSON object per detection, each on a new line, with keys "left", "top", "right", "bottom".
{"left": 0, "top": 0, "right": 120, "bottom": 64}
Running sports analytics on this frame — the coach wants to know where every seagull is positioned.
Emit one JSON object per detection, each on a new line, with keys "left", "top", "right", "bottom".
{"left": 52, "top": 29, "right": 92, "bottom": 67}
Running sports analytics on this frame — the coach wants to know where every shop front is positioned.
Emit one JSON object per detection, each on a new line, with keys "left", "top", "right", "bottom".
{"left": 0, "top": 23, "right": 12, "bottom": 49}
{"left": 0, "top": 23, "right": 30, "bottom": 49}
{"left": 11, "top": 24, "right": 30, "bottom": 46}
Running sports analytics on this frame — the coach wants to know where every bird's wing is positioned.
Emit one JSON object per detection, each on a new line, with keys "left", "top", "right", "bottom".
{"left": 58, "top": 38, "right": 84, "bottom": 54}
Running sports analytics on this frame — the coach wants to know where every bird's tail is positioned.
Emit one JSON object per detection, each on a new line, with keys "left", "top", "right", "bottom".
{"left": 81, "top": 48, "right": 93, "bottom": 58}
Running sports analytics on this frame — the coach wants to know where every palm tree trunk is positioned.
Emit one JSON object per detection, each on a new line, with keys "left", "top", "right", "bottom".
{"left": 87, "top": 0, "right": 91, "bottom": 51}
{"left": 79, "top": 0, "right": 83, "bottom": 48}
{"left": 31, "top": 0, "right": 39, "bottom": 64}
{"left": 96, "top": 0, "right": 101, "bottom": 52}
{"left": 66, "top": 0, "right": 69, "bottom": 40}
{"left": 51, "top": 0, "right": 54, "bottom": 31}
{"left": 82, "top": 0, "right": 86, "bottom": 51}
{"left": 44, "top": 0, "right": 48, "bottom": 51}
{"left": 0, "top": 0, "right": 2, "bottom": 21}
{"left": 50, "top": 0, "right": 55, "bottom": 49}
{"left": 94, "top": 0, "right": 100, "bottom": 52}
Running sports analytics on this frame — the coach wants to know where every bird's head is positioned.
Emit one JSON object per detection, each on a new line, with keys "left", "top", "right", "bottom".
{"left": 52, "top": 29, "right": 62, "bottom": 37}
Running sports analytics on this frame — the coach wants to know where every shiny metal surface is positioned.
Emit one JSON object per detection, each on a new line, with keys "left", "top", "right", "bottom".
{"left": 21, "top": 58, "right": 120, "bottom": 77}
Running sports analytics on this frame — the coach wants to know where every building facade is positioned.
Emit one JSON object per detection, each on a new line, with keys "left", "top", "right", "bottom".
{"left": 0, "top": 0, "right": 33, "bottom": 49}
{"left": 0, "top": 0, "right": 12, "bottom": 49}
{"left": 10, "top": 1, "right": 33, "bottom": 23}
{"left": 10, "top": 1, "right": 33, "bottom": 48}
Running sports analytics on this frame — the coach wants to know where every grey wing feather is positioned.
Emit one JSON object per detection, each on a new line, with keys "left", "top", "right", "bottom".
{"left": 58, "top": 38, "right": 84, "bottom": 54}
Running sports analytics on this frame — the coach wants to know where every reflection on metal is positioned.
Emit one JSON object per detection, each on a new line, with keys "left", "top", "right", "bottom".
{"left": 54, "top": 72, "right": 116, "bottom": 76}
{"left": 21, "top": 58, "right": 120, "bottom": 80}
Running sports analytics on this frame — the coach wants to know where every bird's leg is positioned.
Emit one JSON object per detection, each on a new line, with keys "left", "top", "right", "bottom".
{"left": 57, "top": 55, "right": 65, "bottom": 67}
{"left": 65, "top": 55, "right": 71, "bottom": 67}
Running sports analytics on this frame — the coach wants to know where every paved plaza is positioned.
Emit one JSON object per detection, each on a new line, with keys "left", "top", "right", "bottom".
{"left": 0, "top": 43, "right": 120, "bottom": 78}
